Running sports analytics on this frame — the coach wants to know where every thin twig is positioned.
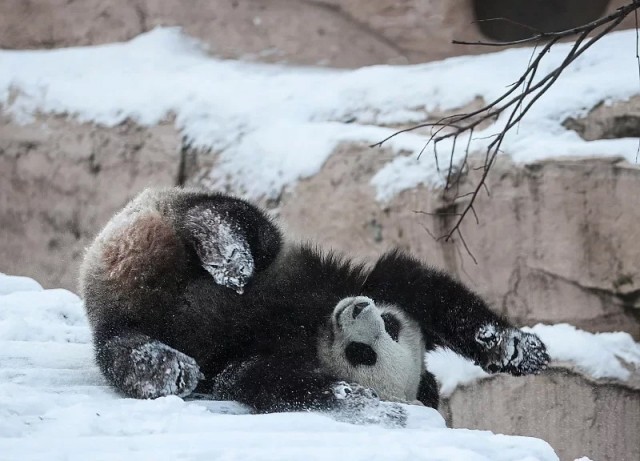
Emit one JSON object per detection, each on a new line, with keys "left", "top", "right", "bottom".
{"left": 390, "top": 1, "right": 640, "bottom": 262}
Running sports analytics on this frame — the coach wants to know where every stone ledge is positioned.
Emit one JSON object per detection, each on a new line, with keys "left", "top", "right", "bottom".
{"left": 441, "top": 364, "right": 640, "bottom": 461}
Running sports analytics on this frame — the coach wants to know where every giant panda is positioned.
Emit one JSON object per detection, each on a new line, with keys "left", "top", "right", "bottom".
{"left": 80, "top": 187, "right": 548, "bottom": 417}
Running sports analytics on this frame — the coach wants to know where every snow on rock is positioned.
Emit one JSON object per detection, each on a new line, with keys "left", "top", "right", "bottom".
{"left": 426, "top": 323, "right": 640, "bottom": 397}
{"left": 1, "top": 28, "right": 639, "bottom": 201}
{"left": 0, "top": 274, "right": 560, "bottom": 460}
{"left": 524, "top": 323, "right": 640, "bottom": 381}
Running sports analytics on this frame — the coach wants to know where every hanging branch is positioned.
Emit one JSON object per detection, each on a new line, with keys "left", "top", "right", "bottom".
{"left": 372, "top": 1, "right": 640, "bottom": 257}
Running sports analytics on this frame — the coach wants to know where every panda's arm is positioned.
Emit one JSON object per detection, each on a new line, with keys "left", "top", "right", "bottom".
{"left": 362, "top": 250, "right": 549, "bottom": 376}
{"left": 206, "top": 354, "right": 339, "bottom": 412}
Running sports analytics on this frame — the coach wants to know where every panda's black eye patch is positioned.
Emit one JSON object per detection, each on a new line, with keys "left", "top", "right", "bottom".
{"left": 381, "top": 313, "right": 401, "bottom": 342}
{"left": 345, "top": 342, "right": 377, "bottom": 366}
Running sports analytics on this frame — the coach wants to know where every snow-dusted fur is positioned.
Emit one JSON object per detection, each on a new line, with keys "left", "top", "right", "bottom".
{"left": 80, "top": 187, "right": 548, "bottom": 418}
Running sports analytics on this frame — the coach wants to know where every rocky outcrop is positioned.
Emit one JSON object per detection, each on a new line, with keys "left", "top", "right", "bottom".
{"left": 564, "top": 95, "right": 640, "bottom": 141}
{"left": 441, "top": 365, "right": 640, "bottom": 461}
{"left": 0, "top": 115, "right": 182, "bottom": 290}
{"left": 1, "top": 0, "right": 637, "bottom": 66}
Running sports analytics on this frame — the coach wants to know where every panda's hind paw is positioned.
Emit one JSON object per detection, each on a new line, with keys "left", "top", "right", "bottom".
{"left": 185, "top": 207, "right": 255, "bottom": 294}
{"left": 113, "top": 339, "right": 203, "bottom": 399}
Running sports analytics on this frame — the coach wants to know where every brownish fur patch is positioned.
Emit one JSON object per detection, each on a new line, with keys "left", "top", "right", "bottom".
{"left": 102, "top": 212, "right": 183, "bottom": 287}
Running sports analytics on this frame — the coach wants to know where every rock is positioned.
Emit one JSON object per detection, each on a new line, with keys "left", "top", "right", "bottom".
{"left": 440, "top": 365, "right": 640, "bottom": 461}
{"left": 564, "top": 95, "right": 640, "bottom": 141}
{"left": 1, "top": 0, "right": 637, "bottom": 66}
{"left": 0, "top": 115, "right": 182, "bottom": 290}
{"left": 0, "top": 0, "right": 144, "bottom": 49}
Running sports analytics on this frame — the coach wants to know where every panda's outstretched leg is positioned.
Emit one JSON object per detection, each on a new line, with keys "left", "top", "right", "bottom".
{"left": 362, "top": 250, "right": 549, "bottom": 376}
{"left": 206, "top": 354, "right": 407, "bottom": 426}
{"left": 94, "top": 330, "right": 203, "bottom": 399}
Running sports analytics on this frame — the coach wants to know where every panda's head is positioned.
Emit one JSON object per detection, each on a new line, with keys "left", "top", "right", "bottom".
{"left": 318, "top": 296, "right": 425, "bottom": 403}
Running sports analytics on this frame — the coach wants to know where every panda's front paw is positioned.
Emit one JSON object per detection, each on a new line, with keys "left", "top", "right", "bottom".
{"left": 475, "top": 324, "right": 549, "bottom": 376}
{"left": 329, "top": 382, "right": 406, "bottom": 428}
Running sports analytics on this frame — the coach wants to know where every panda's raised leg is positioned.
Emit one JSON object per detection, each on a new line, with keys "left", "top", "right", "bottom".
{"left": 177, "top": 194, "right": 282, "bottom": 293}
{"left": 94, "top": 329, "right": 203, "bottom": 399}
{"left": 362, "top": 250, "right": 549, "bottom": 376}
{"left": 206, "top": 354, "right": 407, "bottom": 426}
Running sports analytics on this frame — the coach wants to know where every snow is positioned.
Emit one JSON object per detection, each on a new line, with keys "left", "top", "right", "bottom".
{"left": 524, "top": 323, "right": 640, "bottom": 381}
{"left": 0, "top": 274, "right": 560, "bottom": 460}
{"left": 426, "top": 323, "right": 640, "bottom": 397}
{"left": 1, "top": 27, "right": 639, "bottom": 200}
{"left": 427, "top": 348, "right": 491, "bottom": 397}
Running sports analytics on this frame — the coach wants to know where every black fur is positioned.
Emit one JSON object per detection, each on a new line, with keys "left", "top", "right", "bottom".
{"left": 345, "top": 342, "right": 378, "bottom": 366}
{"left": 417, "top": 371, "right": 439, "bottom": 409}
{"left": 81, "top": 188, "right": 548, "bottom": 415}
{"left": 381, "top": 313, "right": 401, "bottom": 342}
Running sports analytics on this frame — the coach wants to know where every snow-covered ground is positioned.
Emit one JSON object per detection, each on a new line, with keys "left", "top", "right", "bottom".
{"left": 0, "top": 273, "right": 564, "bottom": 461}
{"left": 1, "top": 27, "right": 639, "bottom": 201}
{"left": 2, "top": 273, "right": 639, "bottom": 460}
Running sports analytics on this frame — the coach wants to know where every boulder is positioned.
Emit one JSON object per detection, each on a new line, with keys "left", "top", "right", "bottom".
{"left": 564, "top": 95, "right": 640, "bottom": 141}
{"left": 440, "top": 365, "right": 640, "bottom": 461}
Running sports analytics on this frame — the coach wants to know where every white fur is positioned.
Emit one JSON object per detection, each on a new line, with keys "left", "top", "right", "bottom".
{"left": 318, "top": 296, "right": 425, "bottom": 403}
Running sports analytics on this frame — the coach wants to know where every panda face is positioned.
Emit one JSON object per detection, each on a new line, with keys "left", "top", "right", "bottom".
{"left": 318, "top": 296, "right": 426, "bottom": 403}
{"left": 332, "top": 298, "right": 403, "bottom": 366}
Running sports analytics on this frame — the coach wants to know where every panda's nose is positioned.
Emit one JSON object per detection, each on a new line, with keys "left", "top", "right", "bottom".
{"left": 352, "top": 301, "right": 370, "bottom": 319}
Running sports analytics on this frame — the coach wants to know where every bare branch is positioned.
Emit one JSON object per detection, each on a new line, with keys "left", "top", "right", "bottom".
{"left": 378, "top": 1, "right": 640, "bottom": 262}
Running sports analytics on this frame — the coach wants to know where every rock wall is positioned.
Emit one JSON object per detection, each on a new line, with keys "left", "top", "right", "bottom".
{"left": 0, "top": 116, "right": 182, "bottom": 290}
{"left": 1, "top": 0, "right": 636, "bottom": 67}
{"left": 441, "top": 366, "right": 640, "bottom": 461}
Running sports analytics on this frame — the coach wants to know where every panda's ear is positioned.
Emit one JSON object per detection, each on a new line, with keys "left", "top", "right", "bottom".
{"left": 345, "top": 342, "right": 377, "bottom": 366}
